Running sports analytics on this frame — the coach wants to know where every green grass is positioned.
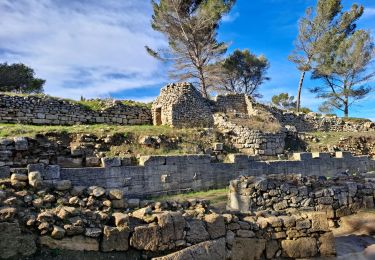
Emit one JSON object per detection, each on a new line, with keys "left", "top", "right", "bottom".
{"left": 306, "top": 131, "right": 375, "bottom": 152}
{"left": 0, "top": 123, "right": 222, "bottom": 157}
{"left": 153, "top": 188, "right": 228, "bottom": 211}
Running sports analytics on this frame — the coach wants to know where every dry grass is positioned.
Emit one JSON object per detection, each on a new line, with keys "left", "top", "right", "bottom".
{"left": 227, "top": 112, "right": 282, "bottom": 133}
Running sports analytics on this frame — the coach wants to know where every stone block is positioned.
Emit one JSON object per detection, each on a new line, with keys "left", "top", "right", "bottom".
{"left": 85, "top": 157, "right": 101, "bottom": 167}
{"left": 312, "top": 152, "right": 331, "bottom": 159}
{"left": 57, "top": 157, "right": 83, "bottom": 168}
{"left": 101, "top": 226, "right": 130, "bottom": 252}
{"left": 281, "top": 237, "right": 318, "bottom": 258}
{"left": 319, "top": 232, "right": 336, "bottom": 256}
{"left": 13, "top": 137, "right": 28, "bottom": 151}
{"left": 44, "top": 165, "right": 60, "bottom": 180}
{"left": 101, "top": 157, "right": 121, "bottom": 168}
{"left": 139, "top": 156, "right": 166, "bottom": 166}
{"left": 153, "top": 238, "right": 226, "bottom": 260}
{"left": 335, "top": 151, "right": 353, "bottom": 158}
{"left": 0, "top": 166, "right": 10, "bottom": 178}
{"left": 231, "top": 238, "right": 266, "bottom": 260}
{"left": 293, "top": 152, "right": 312, "bottom": 161}
{"left": 40, "top": 235, "right": 99, "bottom": 251}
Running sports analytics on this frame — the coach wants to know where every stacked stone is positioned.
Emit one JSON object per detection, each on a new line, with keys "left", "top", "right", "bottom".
{"left": 151, "top": 83, "right": 214, "bottom": 128}
{"left": 0, "top": 94, "right": 151, "bottom": 125}
{"left": 214, "top": 114, "right": 286, "bottom": 156}
{"left": 0, "top": 133, "right": 137, "bottom": 169}
{"left": 0, "top": 172, "right": 335, "bottom": 259}
{"left": 214, "top": 93, "right": 249, "bottom": 114}
{"left": 228, "top": 174, "right": 375, "bottom": 222}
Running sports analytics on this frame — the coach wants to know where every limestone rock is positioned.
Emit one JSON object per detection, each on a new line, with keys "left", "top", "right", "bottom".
{"left": 101, "top": 226, "right": 130, "bottom": 252}
{"left": 130, "top": 224, "right": 160, "bottom": 251}
{"left": 108, "top": 189, "right": 124, "bottom": 200}
{"left": 319, "top": 232, "right": 336, "bottom": 256}
{"left": 231, "top": 238, "right": 266, "bottom": 260}
{"left": 51, "top": 225, "right": 65, "bottom": 239}
{"left": 28, "top": 171, "right": 43, "bottom": 189}
{"left": 55, "top": 180, "right": 72, "bottom": 191}
{"left": 186, "top": 219, "right": 210, "bottom": 244}
{"left": 204, "top": 213, "right": 226, "bottom": 239}
{"left": 153, "top": 238, "right": 226, "bottom": 260}
{"left": 40, "top": 235, "right": 99, "bottom": 251}
{"left": 281, "top": 237, "right": 318, "bottom": 258}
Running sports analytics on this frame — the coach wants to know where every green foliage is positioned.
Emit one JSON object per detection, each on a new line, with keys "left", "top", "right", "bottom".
{"left": 271, "top": 93, "right": 296, "bottom": 110}
{"left": 299, "top": 107, "right": 312, "bottom": 114}
{"left": 0, "top": 63, "right": 45, "bottom": 94}
{"left": 146, "top": 0, "right": 235, "bottom": 97}
{"left": 212, "top": 49, "right": 270, "bottom": 98}
{"left": 311, "top": 6, "right": 374, "bottom": 117}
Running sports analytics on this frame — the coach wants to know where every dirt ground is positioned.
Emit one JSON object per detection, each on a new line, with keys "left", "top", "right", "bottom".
{"left": 330, "top": 210, "right": 375, "bottom": 260}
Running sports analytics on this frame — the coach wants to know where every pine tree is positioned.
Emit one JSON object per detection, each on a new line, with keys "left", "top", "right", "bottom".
{"left": 146, "top": 0, "right": 235, "bottom": 98}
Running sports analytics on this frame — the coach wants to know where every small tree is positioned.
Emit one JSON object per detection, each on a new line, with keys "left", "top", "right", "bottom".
{"left": 311, "top": 28, "right": 374, "bottom": 117}
{"left": 146, "top": 0, "right": 235, "bottom": 98}
{"left": 271, "top": 93, "right": 297, "bottom": 110}
{"left": 212, "top": 49, "right": 270, "bottom": 98}
{"left": 0, "top": 63, "right": 45, "bottom": 94}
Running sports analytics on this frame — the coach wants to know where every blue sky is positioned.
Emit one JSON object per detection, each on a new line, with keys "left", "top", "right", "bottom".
{"left": 0, "top": 0, "right": 374, "bottom": 118}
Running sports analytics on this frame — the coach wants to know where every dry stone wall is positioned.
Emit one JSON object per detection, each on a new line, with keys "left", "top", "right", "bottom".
{"left": 0, "top": 173, "right": 335, "bottom": 259}
{"left": 1, "top": 151, "right": 373, "bottom": 198}
{"left": 0, "top": 94, "right": 151, "bottom": 125}
{"left": 228, "top": 173, "right": 375, "bottom": 222}
{"left": 214, "top": 114, "right": 286, "bottom": 156}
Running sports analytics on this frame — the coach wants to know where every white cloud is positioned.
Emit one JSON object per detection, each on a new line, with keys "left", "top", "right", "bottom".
{"left": 0, "top": 0, "right": 167, "bottom": 99}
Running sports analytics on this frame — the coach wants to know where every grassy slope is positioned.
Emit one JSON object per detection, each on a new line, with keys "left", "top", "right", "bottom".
{"left": 306, "top": 131, "right": 375, "bottom": 152}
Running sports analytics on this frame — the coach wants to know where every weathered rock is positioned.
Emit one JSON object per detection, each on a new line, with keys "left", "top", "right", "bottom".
{"left": 204, "top": 213, "right": 226, "bottom": 239}
{"left": 186, "top": 219, "right": 210, "bottom": 244}
{"left": 108, "top": 189, "right": 124, "bottom": 200}
{"left": 0, "top": 222, "right": 36, "bottom": 259}
{"left": 153, "top": 238, "right": 226, "bottom": 260}
{"left": 281, "top": 237, "right": 318, "bottom": 258}
{"left": 0, "top": 207, "right": 17, "bottom": 221}
{"left": 55, "top": 180, "right": 72, "bottom": 191}
{"left": 130, "top": 224, "right": 160, "bottom": 251}
{"left": 101, "top": 157, "right": 121, "bottom": 168}
{"left": 85, "top": 228, "right": 102, "bottom": 238}
{"left": 266, "top": 240, "right": 279, "bottom": 259}
{"left": 319, "top": 232, "right": 336, "bottom": 256}
{"left": 101, "top": 226, "right": 130, "bottom": 252}
{"left": 28, "top": 171, "right": 43, "bottom": 189}
{"left": 231, "top": 238, "right": 266, "bottom": 260}
{"left": 112, "top": 212, "right": 129, "bottom": 227}
{"left": 40, "top": 235, "right": 99, "bottom": 251}
{"left": 51, "top": 225, "right": 65, "bottom": 239}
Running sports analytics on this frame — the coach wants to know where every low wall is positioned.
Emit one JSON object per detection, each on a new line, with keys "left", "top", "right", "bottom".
{"left": 228, "top": 173, "right": 375, "bottom": 222}
{"left": 213, "top": 114, "right": 286, "bottom": 156}
{"left": 0, "top": 174, "right": 335, "bottom": 259}
{"left": 1, "top": 152, "right": 373, "bottom": 198}
{"left": 0, "top": 94, "right": 151, "bottom": 125}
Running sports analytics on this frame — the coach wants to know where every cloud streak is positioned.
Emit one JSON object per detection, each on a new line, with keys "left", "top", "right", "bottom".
{"left": 0, "top": 0, "right": 167, "bottom": 99}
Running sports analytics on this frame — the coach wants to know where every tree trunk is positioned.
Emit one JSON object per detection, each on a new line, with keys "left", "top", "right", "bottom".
{"left": 198, "top": 68, "right": 208, "bottom": 98}
{"left": 344, "top": 96, "right": 349, "bottom": 117}
{"left": 296, "top": 71, "right": 306, "bottom": 112}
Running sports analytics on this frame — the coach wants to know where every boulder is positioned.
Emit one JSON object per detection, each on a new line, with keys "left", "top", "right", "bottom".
{"left": 281, "top": 237, "right": 318, "bottom": 258}
{"left": 101, "top": 226, "right": 130, "bottom": 252}
{"left": 112, "top": 212, "right": 129, "bottom": 227}
{"left": 0, "top": 207, "right": 17, "bottom": 221}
